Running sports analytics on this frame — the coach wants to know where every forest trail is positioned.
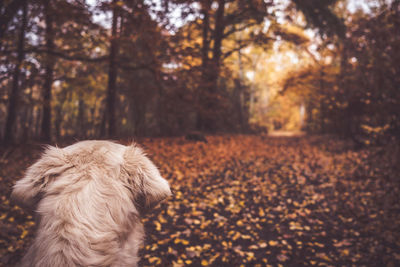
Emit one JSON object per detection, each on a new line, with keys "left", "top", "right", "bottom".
{"left": 268, "top": 131, "right": 305, "bottom": 137}
{"left": 0, "top": 135, "right": 399, "bottom": 266}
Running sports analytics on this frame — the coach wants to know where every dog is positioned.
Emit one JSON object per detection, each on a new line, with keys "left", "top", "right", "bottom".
{"left": 11, "top": 140, "right": 171, "bottom": 267}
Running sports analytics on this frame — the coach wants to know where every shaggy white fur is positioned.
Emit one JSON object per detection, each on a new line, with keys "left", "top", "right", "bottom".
{"left": 11, "top": 140, "right": 171, "bottom": 267}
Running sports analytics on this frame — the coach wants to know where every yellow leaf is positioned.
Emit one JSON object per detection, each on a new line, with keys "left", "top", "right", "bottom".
{"left": 269, "top": 240, "right": 278, "bottom": 246}
{"left": 203, "top": 244, "right": 211, "bottom": 250}
{"left": 20, "top": 230, "right": 28, "bottom": 239}
{"left": 174, "top": 238, "right": 189, "bottom": 245}
{"left": 259, "top": 242, "right": 267, "bottom": 248}
{"left": 154, "top": 221, "right": 161, "bottom": 231}
{"left": 175, "top": 170, "right": 184, "bottom": 180}
{"left": 232, "top": 232, "right": 241, "bottom": 241}
{"left": 148, "top": 257, "right": 161, "bottom": 264}
{"left": 246, "top": 251, "right": 255, "bottom": 260}
{"left": 158, "top": 214, "right": 167, "bottom": 223}
{"left": 175, "top": 190, "right": 182, "bottom": 199}
{"left": 341, "top": 249, "right": 350, "bottom": 256}
{"left": 259, "top": 208, "right": 265, "bottom": 217}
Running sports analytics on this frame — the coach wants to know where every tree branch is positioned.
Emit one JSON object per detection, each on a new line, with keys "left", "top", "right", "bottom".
{"left": 27, "top": 48, "right": 108, "bottom": 62}
{"left": 223, "top": 22, "right": 258, "bottom": 38}
{"left": 222, "top": 41, "right": 250, "bottom": 59}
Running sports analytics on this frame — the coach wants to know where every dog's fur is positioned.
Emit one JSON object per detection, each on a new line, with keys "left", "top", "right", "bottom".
{"left": 11, "top": 140, "right": 171, "bottom": 267}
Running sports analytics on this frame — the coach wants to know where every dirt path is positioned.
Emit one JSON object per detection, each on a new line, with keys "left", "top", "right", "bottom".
{"left": 1, "top": 136, "right": 399, "bottom": 266}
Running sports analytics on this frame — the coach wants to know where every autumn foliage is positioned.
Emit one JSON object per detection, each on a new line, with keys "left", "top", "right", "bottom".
{"left": 1, "top": 135, "right": 399, "bottom": 266}
{"left": 1, "top": 1, "right": 400, "bottom": 265}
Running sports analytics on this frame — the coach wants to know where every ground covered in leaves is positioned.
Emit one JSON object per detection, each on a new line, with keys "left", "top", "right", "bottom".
{"left": 1, "top": 135, "right": 399, "bottom": 266}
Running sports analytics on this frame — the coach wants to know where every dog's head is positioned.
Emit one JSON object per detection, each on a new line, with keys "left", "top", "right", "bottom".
{"left": 11, "top": 141, "right": 171, "bottom": 214}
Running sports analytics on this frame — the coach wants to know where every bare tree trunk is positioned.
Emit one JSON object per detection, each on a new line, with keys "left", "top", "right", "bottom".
{"left": 319, "top": 68, "right": 326, "bottom": 133}
{"left": 208, "top": 0, "right": 225, "bottom": 130}
{"left": 201, "top": 0, "right": 211, "bottom": 74}
{"left": 4, "top": 0, "right": 27, "bottom": 144}
{"left": 211, "top": 0, "right": 225, "bottom": 79}
{"left": 248, "top": 53, "right": 260, "bottom": 121}
{"left": 89, "top": 98, "right": 97, "bottom": 138}
{"left": 105, "top": 0, "right": 119, "bottom": 138}
{"left": 237, "top": 37, "right": 246, "bottom": 128}
{"left": 20, "top": 81, "right": 33, "bottom": 140}
{"left": 100, "top": 103, "right": 107, "bottom": 138}
{"left": 41, "top": 0, "right": 55, "bottom": 142}
{"left": 34, "top": 107, "right": 42, "bottom": 139}
{"left": 200, "top": 0, "right": 225, "bottom": 132}
{"left": 77, "top": 99, "right": 85, "bottom": 138}
{"left": 54, "top": 104, "right": 62, "bottom": 141}
{"left": 196, "top": 0, "right": 211, "bottom": 131}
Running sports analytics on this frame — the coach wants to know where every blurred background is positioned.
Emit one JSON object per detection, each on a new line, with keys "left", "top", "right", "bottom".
{"left": 0, "top": 0, "right": 399, "bottom": 145}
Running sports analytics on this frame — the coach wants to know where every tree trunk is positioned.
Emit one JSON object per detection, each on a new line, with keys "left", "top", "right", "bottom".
{"left": 199, "top": 0, "right": 225, "bottom": 132}
{"left": 54, "top": 104, "right": 62, "bottom": 141}
{"left": 338, "top": 40, "right": 351, "bottom": 137}
{"left": 236, "top": 39, "right": 248, "bottom": 131}
{"left": 41, "top": 0, "right": 55, "bottom": 142}
{"left": 4, "top": 0, "right": 27, "bottom": 144}
{"left": 208, "top": 0, "right": 225, "bottom": 130}
{"left": 201, "top": 0, "right": 211, "bottom": 74}
{"left": 319, "top": 68, "right": 326, "bottom": 133}
{"left": 105, "top": 0, "right": 119, "bottom": 138}
{"left": 77, "top": 99, "right": 85, "bottom": 138}
{"left": 211, "top": 0, "right": 225, "bottom": 79}
{"left": 196, "top": 0, "right": 211, "bottom": 131}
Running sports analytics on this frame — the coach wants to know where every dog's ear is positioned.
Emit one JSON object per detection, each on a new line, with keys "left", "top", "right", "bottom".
{"left": 11, "top": 146, "right": 70, "bottom": 209}
{"left": 122, "top": 144, "right": 171, "bottom": 213}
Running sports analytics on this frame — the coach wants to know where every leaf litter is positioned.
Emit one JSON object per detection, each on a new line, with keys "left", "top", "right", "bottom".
{"left": 0, "top": 135, "right": 399, "bottom": 266}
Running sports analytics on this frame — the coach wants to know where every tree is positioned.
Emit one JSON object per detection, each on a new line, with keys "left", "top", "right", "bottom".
{"left": 104, "top": 0, "right": 120, "bottom": 138}
{"left": 40, "top": 0, "right": 55, "bottom": 142}
{"left": 4, "top": 0, "right": 28, "bottom": 144}
{"left": 194, "top": 0, "right": 274, "bottom": 131}
{"left": 37, "top": 0, "right": 102, "bottom": 141}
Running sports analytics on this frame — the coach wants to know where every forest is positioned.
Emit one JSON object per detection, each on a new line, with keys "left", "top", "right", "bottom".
{"left": 1, "top": 0, "right": 400, "bottom": 266}
{"left": 0, "top": 0, "right": 398, "bottom": 143}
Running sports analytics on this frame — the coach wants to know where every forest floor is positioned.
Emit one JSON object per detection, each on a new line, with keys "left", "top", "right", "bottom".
{"left": 1, "top": 135, "right": 399, "bottom": 266}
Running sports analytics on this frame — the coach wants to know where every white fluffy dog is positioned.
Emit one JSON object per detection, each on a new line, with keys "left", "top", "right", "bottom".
{"left": 11, "top": 140, "right": 171, "bottom": 267}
